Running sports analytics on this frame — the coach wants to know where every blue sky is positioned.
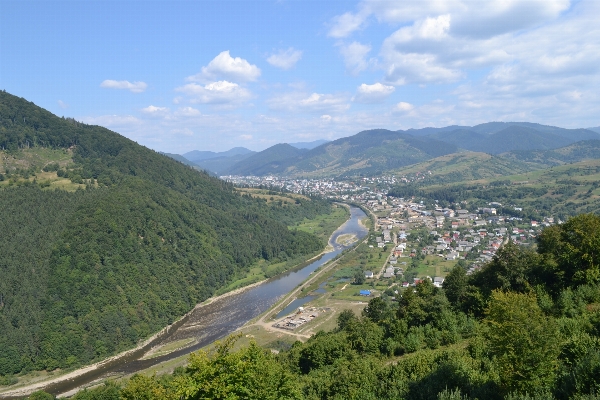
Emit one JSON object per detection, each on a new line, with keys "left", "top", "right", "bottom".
{"left": 2, "top": 0, "right": 599, "bottom": 153}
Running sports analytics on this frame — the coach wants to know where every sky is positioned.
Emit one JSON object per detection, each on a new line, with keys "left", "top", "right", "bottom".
{"left": 1, "top": 0, "right": 599, "bottom": 153}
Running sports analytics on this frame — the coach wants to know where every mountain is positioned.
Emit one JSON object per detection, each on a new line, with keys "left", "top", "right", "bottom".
{"left": 0, "top": 91, "right": 328, "bottom": 375}
{"left": 405, "top": 125, "right": 471, "bottom": 136}
{"left": 425, "top": 128, "right": 488, "bottom": 149}
{"left": 588, "top": 127, "right": 600, "bottom": 134}
{"left": 183, "top": 147, "right": 255, "bottom": 163}
{"left": 193, "top": 152, "right": 256, "bottom": 175}
{"left": 391, "top": 151, "right": 537, "bottom": 184}
{"left": 159, "top": 152, "right": 200, "bottom": 167}
{"left": 224, "top": 129, "right": 457, "bottom": 177}
{"left": 468, "top": 126, "right": 572, "bottom": 154}
{"left": 424, "top": 124, "right": 599, "bottom": 155}
{"left": 469, "top": 122, "right": 600, "bottom": 141}
{"left": 288, "top": 139, "right": 329, "bottom": 149}
{"left": 502, "top": 139, "right": 600, "bottom": 166}
{"left": 225, "top": 143, "right": 308, "bottom": 176}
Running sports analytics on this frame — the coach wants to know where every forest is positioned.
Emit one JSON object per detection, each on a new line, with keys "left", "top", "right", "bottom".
{"left": 36, "top": 213, "right": 600, "bottom": 400}
{"left": 0, "top": 91, "right": 332, "bottom": 376}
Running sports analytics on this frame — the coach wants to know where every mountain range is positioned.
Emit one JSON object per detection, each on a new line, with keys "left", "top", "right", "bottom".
{"left": 176, "top": 123, "right": 600, "bottom": 177}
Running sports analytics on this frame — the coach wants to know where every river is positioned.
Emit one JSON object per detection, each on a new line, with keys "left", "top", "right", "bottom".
{"left": 4, "top": 206, "right": 368, "bottom": 399}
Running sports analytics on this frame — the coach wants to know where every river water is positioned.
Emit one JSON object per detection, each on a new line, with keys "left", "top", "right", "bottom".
{"left": 10, "top": 206, "right": 367, "bottom": 398}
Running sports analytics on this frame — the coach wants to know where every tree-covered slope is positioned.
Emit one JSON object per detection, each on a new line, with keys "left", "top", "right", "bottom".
{"left": 0, "top": 91, "right": 328, "bottom": 375}
{"left": 502, "top": 139, "right": 600, "bottom": 166}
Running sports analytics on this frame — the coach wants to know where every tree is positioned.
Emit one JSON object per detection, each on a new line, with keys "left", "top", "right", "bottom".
{"left": 443, "top": 265, "right": 468, "bottom": 308}
{"left": 483, "top": 291, "right": 560, "bottom": 395}
{"left": 362, "top": 297, "right": 390, "bottom": 323}
{"left": 469, "top": 240, "right": 540, "bottom": 297}
{"left": 538, "top": 214, "right": 600, "bottom": 289}
{"left": 337, "top": 309, "right": 358, "bottom": 331}
{"left": 353, "top": 270, "right": 366, "bottom": 285}
{"left": 28, "top": 392, "right": 55, "bottom": 400}
{"left": 171, "top": 335, "right": 301, "bottom": 400}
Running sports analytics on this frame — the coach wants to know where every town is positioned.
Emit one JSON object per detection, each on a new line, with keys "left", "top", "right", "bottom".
{"left": 225, "top": 174, "right": 557, "bottom": 281}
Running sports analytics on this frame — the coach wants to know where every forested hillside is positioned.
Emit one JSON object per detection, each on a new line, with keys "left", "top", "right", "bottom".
{"left": 54, "top": 214, "right": 600, "bottom": 400}
{"left": 0, "top": 91, "right": 330, "bottom": 376}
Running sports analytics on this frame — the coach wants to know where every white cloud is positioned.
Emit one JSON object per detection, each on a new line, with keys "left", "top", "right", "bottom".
{"left": 187, "top": 51, "right": 260, "bottom": 83}
{"left": 57, "top": 100, "right": 68, "bottom": 109}
{"left": 141, "top": 105, "right": 168, "bottom": 114}
{"left": 100, "top": 80, "right": 147, "bottom": 93}
{"left": 353, "top": 83, "right": 395, "bottom": 103}
{"left": 339, "top": 42, "right": 372, "bottom": 75}
{"left": 321, "top": 114, "right": 332, "bottom": 122}
{"left": 175, "top": 81, "right": 252, "bottom": 105}
{"left": 239, "top": 134, "right": 253, "bottom": 140}
{"left": 395, "top": 102, "right": 414, "bottom": 112}
{"left": 328, "top": 9, "right": 370, "bottom": 38}
{"left": 81, "top": 114, "right": 141, "bottom": 127}
{"left": 333, "top": 0, "right": 574, "bottom": 86}
{"left": 175, "top": 107, "right": 202, "bottom": 117}
{"left": 267, "top": 48, "right": 303, "bottom": 70}
{"left": 268, "top": 92, "right": 350, "bottom": 114}
{"left": 336, "top": 0, "right": 569, "bottom": 37}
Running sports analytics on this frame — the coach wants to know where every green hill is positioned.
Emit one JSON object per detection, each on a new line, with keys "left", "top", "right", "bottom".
{"left": 0, "top": 91, "right": 329, "bottom": 375}
{"left": 502, "top": 139, "right": 600, "bottom": 166}
{"left": 391, "top": 151, "right": 538, "bottom": 184}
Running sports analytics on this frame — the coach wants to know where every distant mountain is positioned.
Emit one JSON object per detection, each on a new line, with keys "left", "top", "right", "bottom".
{"left": 424, "top": 124, "right": 599, "bottom": 154}
{"left": 224, "top": 129, "right": 457, "bottom": 177}
{"left": 588, "top": 127, "right": 600, "bottom": 134}
{"left": 425, "top": 129, "right": 488, "bottom": 149}
{"left": 225, "top": 143, "right": 307, "bottom": 176}
{"left": 468, "top": 126, "right": 572, "bottom": 154}
{"left": 219, "top": 123, "right": 600, "bottom": 178}
{"left": 288, "top": 139, "right": 329, "bottom": 149}
{"left": 160, "top": 152, "right": 200, "bottom": 167}
{"left": 183, "top": 147, "right": 255, "bottom": 163}
{"left": 194, "top": 152, "right": 256, "bottom": 175}
{"left": 502, "top": 139, "right": 600, "bottom": 166}
{"left": 405, "top": 125, "right": 471, "bottom": 137}
{"left": 469, "top": 122, "right": 600, "bottom": 141}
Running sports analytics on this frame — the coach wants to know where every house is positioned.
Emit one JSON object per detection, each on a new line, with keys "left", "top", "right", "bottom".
{"left": 433, "top": 277, "right": 444, "bottom": 287}
{"left": 364, "top": 271, "right": 374, "bottom": 279}
{"left": 402, "top": 282, "right": 410, "bottom": 287}
{"left": 359, "top": 290, "right": 371, "bottom": 296}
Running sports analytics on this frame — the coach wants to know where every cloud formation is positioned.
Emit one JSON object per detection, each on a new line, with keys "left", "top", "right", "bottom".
{"left": 338, "top": 42, "right": 372, "bottom": 75}
{"left": 267, "top": 48, "right": 303, "bottom": 69}
{"left": 176, "top": 81, "right": 252, "bottom": 105}
{"left": 100, "top": 80, "right": 147, "bottom": 93}
{"left": 268, "top": 92, "right": 350, "bottom": 114}
{"left": 353, "top": 83, "right": 395, "bottom": 103}
{"left": 187, "top": 51, "right": 261, "bottom": 83}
